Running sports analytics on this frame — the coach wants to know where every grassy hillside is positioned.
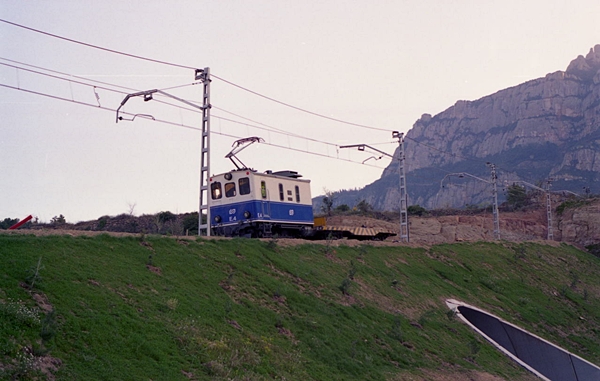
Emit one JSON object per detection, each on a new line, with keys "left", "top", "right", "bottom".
{"left": 1, "top": 233, "right": 599, "bottom": 380}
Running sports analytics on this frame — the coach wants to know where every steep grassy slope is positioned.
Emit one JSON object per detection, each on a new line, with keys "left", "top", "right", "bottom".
{"left": 1, "top": 233, "right": 599, "bottom": 380}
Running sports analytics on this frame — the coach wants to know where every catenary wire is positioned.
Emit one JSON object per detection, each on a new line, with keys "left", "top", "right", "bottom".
{"left": 0, "top": 59, "right": 503, "bottom": 182}
{"left": 0, "top": 57, "right": 201, "bottom": 96}
{"left": 2, "top": 56, "right": 507, "bottom": 186}
{"left": 0, "top": 59, "right": 346, "bottom": 149}
{"left": 0, "top": 82, "right": 388, "bottom": 170}
{"left": 211, "top": 106, "right": 338, "bottom": 147}
{"left": 0, "top": 20, "right": 518, "bottom": 178}
{"left": 0, "top": 19, "right": 392, "bottom": 132}
{"left": 210, "top": 74, "right": 391, "bottom": 132}
{"left": 0, "top": 19, "right": 197, "bottom": 71}
{"left": 0, "top": 57, "right": 369, "bottom": 149}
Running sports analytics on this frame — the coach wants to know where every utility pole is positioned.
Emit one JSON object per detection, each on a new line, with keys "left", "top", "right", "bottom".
{"left": 115, "top": 67, "right": 212, "bottom": 236}
{"left": 339, "top": 130, "right": 409, "bottom": 243}
{"left": 487, "top": 162, "right": 500, "bottom": 240}
{"left": 440, "top": 165, "right": 500, "bottom": 240}
{"left": 394, "top": 131, "right": 409, "bottom": 242}
{"left": 545, "top": 179, "right": 553, "bottom": 240}
{"left": 196, "top": 68, "right": 211, "bottom": 236}
{"left": 508, "top": 179, "right": 555, "bottom": 241}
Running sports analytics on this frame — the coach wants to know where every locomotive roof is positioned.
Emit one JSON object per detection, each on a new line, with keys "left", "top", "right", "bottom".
{"left": 216, "top": 169, "right": 305, "bottom": 179}
{"left": 267, "top": 170, "right": 302, "bottom": 178}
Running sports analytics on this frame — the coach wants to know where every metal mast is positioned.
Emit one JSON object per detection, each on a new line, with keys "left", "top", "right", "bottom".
{"left": 394, "top": 131, "right": 409, "bottom": 242}
{"left": 545, "top": 179, "right": 553, "bottom": 240}
{"left": 196, "top": 68, "right": 211, "bottom": 236}
{"left": 339, "top": 130, "right": 409, "bottom": 243}
{"left": 487, "top": 162, "right": 500, "bottom": 240}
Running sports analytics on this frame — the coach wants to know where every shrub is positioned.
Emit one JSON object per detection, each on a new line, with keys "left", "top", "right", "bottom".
{"left": 339, "top": 278, "right": 352, "bottom": 295}
{"left": 97, "top": 216, "right": 108, "bottom": 230}
{"left": 334, "top": 204, "right": 350, "bottom": 213}
{"left": 586, "top": 244, "right": 600, "bottom": 258}
{"left": 182, "top": 213, "right": 199, "bottom": 235}
{"left": 0, "top": 217, "right": 20, "bottom": 229}
{"left": 407, "top": 205, "right": 427, "bottom": 216}
{"left": 556, "top": 199, "right": 591, "bottom": 215}
{"left": 157, "top": 211, "right": 176, "bottom": 223}
{"left": 356, "top": 199, "right": 372, "bottom": 214}
{"left": 51, "top": 215, "right": 66, "bottom": 224}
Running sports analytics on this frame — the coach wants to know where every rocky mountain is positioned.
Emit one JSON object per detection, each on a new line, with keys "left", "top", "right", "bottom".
{"left": 332, "top": 45, "right": 600, "bottom": 211}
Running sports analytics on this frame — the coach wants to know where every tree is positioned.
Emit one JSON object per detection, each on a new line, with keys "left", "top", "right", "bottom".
{"left": 321, "top": 189, "right": 336, "bottom": 216}
{"left": 0, "top": 217, "right": 20, "bottom": 229}
{"left": 51, "top": 215, "right": 66, "bottom": 224}
{"left": 356, "top": 199, "right": 372, "bottom": 214}
{"left": 157, "top": 211, "right": 176, "bottom": 223}
{"left": 506, "top": 184, "right": 527, "bottom": 210}
{"left": 182, "top": 213, "right": 199, "bottom": 235}
{"left": 127, "top": 202, "right": 137, "bottom": 216}
{"left": 407, "top": 205, "right": 427, "bottom": 216}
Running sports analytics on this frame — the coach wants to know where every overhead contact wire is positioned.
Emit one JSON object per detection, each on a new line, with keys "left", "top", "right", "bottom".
{"left": 1, "top": 19, "right": 392, "bottom": 133}
{"left": 0, "top": 82, "right": 386, "bottom": 170}
{"left": 1, "top": 58, "right": 350, "bottom": 155}
{"left": 0, "top": 19, "right": 196, "bottom": 70}
{"left": 210, "top": 74, "right": 391, "bottom": 132}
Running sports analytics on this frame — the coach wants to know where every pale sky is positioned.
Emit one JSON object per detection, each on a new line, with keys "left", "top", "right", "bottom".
{"left": 1, "top": 0, "right": 600, "bottom": 223}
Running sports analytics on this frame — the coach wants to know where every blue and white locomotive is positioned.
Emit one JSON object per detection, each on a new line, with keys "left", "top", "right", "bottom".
{"left": 209, "top": 137, "right": 314, "bottom": 238}
{"left": 208, "top": 137, "right": 397, "bottom": 240}
{"left": 209, "top": 168, "right": 314, "bottom": 237}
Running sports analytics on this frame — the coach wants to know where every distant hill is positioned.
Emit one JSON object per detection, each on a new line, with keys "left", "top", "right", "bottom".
{"left": 330, "top": 45, "right": 600, "bottom": 211}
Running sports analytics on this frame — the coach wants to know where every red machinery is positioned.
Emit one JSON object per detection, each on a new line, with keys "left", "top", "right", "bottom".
{"left": 8, "top": 215, "right": 33, "bottom": 230}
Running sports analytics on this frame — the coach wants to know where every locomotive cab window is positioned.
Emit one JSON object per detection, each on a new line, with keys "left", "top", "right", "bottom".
{"left": 211, "top": 182, "right": 222, "bottom": 200}
{"left": 287, "top": 189, "right": 293, "bottom": 201}
{"left": 239, "top": 177, "right": 251, "bottom": 195}
{"left": 295, "top": 185, "right": 300, "bottom": 202}
{"left": 225, "top": 182, "right": 236, "bottom": 198}
{"left": 278, "top": 184, "right": 284, "bottom": 201}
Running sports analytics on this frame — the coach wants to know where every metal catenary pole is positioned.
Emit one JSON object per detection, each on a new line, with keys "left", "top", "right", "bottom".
{"left": 394, "top": 131, "right": 409, "bottom": 242}
{"left": 115, "top": 68, "right": 211, "bottom": 236}
{"left": 545, "top": 179, "right": 553, "bottom": 240}
{"left": 339, "top": 130, "right": 409, "bottom": 243}
{"left": 508, "top": 179, "right": 554, "bottom": 241}
{"left": 196, "top": 68, "right": 211, "bottom": 236}
{"left": 487, "top": 162, "right": 500, "bottom": 240}
{"left": 440, "top": 165, "right": 500, "bottom": 240}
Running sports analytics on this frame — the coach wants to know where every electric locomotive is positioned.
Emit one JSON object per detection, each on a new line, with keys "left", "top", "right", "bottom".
{"left": 209, "top": 168, "right": 313, "bottom": 237}
{"left": 209, "top": 137, "right": 397, "bottom": 240}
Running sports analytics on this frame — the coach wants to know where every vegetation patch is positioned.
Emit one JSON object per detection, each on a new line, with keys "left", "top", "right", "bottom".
{"left": 556, "top": 198, "right": 595, "bottom": 215}
{"left": 1, "top": 234, "right": 599, "bottom": 380}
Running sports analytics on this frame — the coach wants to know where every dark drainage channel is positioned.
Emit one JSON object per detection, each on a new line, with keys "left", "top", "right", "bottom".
{"left": 457, "top": 305, "right": 600, "bottom": 381}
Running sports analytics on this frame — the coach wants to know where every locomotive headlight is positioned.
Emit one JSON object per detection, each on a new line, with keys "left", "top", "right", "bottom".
{"left": 243, "top": 211, "right": 251, "bottom": 219}
{"left": 214, "top": 215, "right": 222, "bottom": 223}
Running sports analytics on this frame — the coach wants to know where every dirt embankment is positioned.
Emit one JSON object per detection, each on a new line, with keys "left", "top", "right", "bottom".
{"left": 326, "top": 210, "right": 552, "bottom": 245}
{"left": 6, "top": 203, "right": 596, "bottom": 249}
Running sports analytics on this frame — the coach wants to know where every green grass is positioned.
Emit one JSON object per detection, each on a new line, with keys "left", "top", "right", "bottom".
{"left": 1, "top": 234, "right": 600, "bottom": 380}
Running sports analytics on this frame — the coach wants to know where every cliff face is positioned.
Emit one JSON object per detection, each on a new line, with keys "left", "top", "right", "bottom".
{"left": 356, "top": 45, "right": 600, "bottom": 211}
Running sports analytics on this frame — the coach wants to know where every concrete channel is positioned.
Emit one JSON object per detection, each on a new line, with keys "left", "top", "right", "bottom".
{"left": 446, "top": 299, "right": 600, "bottom": 380}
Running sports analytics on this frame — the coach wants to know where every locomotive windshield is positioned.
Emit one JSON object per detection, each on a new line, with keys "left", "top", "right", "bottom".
{"left": 211, "top": 182, "right": 222, "bottom": 200}
{"left": 239, "top": 177, "right": 251, "bottom": 195}
{"left": 225, "top": 182, "right": 236, "bottom": 197}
